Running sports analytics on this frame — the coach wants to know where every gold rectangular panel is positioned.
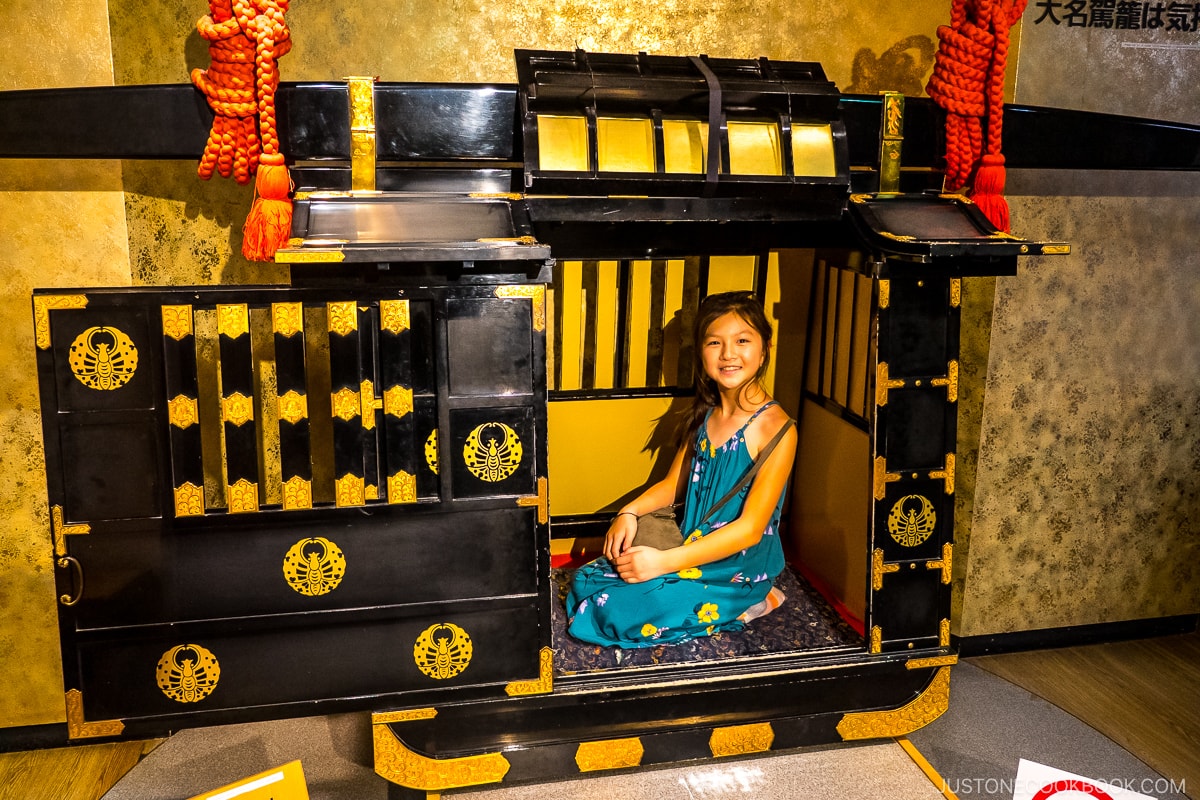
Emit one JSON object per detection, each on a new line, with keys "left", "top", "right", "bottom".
{"left": 792, "top": 123, "right": 837, "bottom": 178}
{"left": 537, "top": 114, "right": 589, "bottom": 172}
{"left": 596, "top": 117, "right": 655, "bottom": 173}
{"left": 728, "top": 120, "right": 782, "bottom": 176}
{"left": 662, "top": 119, "right": 707, "bottom": 173}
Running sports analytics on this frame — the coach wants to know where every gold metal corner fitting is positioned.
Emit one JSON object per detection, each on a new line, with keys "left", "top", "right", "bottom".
{"left": 65, "top": 689, "right": 124, "bottom": 740}
{"left": 872, "top": 548, "right": 900, "bottom": 591}
{"left": 929, "top": 454, "right": 956, "bottom": 495}
{"left": 505, "top": 646, "right": 554, "bottom": 696}
{"left": 873, "top": 457, "right": 900, "bottom": 501}
{"left": 931, "top": 361, "right": 959, "bottom": 402}
{"left": 836, "top": 666, "right": 951, "bottom": 740}
{"left": 516, "top": 477, "right": 549, "bottom": 526}
{"left": 373, "top": 720, "right": 510, "bottom": 791}
{"left": 926, "top": 543, "right": 953, "bottom": 585}
{"left": 875, "top": 362, "right": 905, "bottom": 406}
{"left": 905, "top": 654, "right": 958, "bottom": 670}
{"left": 494, "top": 285, "right": 546, "bottom": 332}
{"left": 34, "top": 294, "right": 89, "bottom": 350}
{"left": 161, "top": 305, "right": 194, "bottom": 341}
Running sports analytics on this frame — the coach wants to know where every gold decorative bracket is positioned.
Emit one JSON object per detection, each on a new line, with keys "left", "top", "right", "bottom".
{"left": 373, "top": 719, "right": 510, "bottom": 791}
{"left": 65, "top": 689, "right": 124, "bottom": 740}
{"left": 878, "top": 279, "right": 890, "bottom": 309}
{"left": 930, "top": 361, "right": 959, "bottom": 402}
{"left": 161, "top": 305, "right": 194, "bottom": 341}
{"left": 873, "top": 457, "right": 900, "bottom": 501}
{"left": 272, "top": 302, "right": 304, "bottom": 337}
{"left": 836, "top": 667, "right": 951, "bottom": 740}
{"left": 517, "top": 476, "right": 549, "bottom": 525}
{"left": 950, "top": 278, "right": 962, "bottom": 308}
{"left": 906, "top": 654, "right": 958, "bottom": 670}
{"left": 505, "top": 646, "right": 553, "bottom": 696}
{"left": 34, "top": 294, "right": 88, "bottom": 350}
{"left": 871, "top": 548, "right": 899, "bottom": 591}
{"left": 925, "top": 543, "right": 953, "bottom": 585}
{"left": 940, "top": 619, "right": 951, "bottom": 647}
{"left": 387, "top": 471, "right": 417, "bottom": 505}
{"left": 380, "top": 299, "right": 410, "bottom": 334}
{"left": 869, "top": 625, "right": 882, "bottom": 654}
{"left": 709, "top": 722, "right": 774, "bottom": 758}
{"left": 347, "top": 76, "right": 377, "bottom": 193}
{"left": 52, "top": 505, "right": 90, "bottom": 558}
{"left": 217, "top": 304, "right": 249, "bottom": 339}
{"left": 575, "top": 738, "right": 644, "bottom": 772}
{"left": 878, "top": 91, "right": 903, "bottom": 194}
{"left": 360, "top": 379, "right": 383, "bottom": 431}
{"left": 174, "top": 482, "right": 204, "bottom": 517}
{"left": 336, "top": 474, "right": 366, "bottom": 507}
{"left": 929, "top": 454, "right": 956, "bottom": 495}
{"left": 875, "top": 362, "right": 905, "bottom": 406}
{"left": 168, "top": 395, "right": 199, "bottom": 429}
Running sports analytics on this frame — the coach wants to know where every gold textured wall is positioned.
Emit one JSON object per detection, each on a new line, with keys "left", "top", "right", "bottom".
{"left": 958, "top": 18, "right": 1200, "bottom": 634}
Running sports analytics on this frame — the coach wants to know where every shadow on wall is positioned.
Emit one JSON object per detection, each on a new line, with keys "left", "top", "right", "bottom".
{"left": 845, "top": 35, "right": 936, "bottom": 95}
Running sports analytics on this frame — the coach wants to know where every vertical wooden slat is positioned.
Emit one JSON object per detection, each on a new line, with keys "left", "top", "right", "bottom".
{"left": 162, "top": 305, "right": 204, "bottom": 517}
{"left": 379, "top": 299, "right": 417, "bottom": 505}
{"left": 614, "top": 260, "right": 632, "bottom": 390}
{"left": 273, "top": 302, "right": 312, "bottom": 510}
{"left": 217, "top": 303, "right": 259, "bottom": 513}
{"left": 645, "top": 260, "right": 666, "bottom": 387}
{"left": 677, "top": 258, "right": 702, "bottom": 388}
{"left": 580, "top": 261, "right": 599, "bottom": 390}
{"left": 328, "top": 300, "right": 366, "bottom": 507}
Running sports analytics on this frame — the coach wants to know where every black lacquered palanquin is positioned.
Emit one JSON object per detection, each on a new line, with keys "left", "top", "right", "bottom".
{"left": 22, "top": 49, "right": 1071, "bottom": 797}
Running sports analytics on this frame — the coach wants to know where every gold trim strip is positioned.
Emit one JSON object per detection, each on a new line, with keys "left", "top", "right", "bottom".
{"left": 516, "top": 477, "right": 549, "bottom": 525}
{"left": 575, "top": 738, "right": 644, "bottom": 772}
{"left": 930, "top": 361, "right": 959, "bottom": 403}
{"left": 217, "top": 304, "right": 249, "bottom": 339}
{"left": 950, "top": 279, "right": 962, "bottom": 308}
{"left": 34, "top": 294, "right": 89, "bottom": 350}
{"left": 373, "top": 708, "right": 438, "bottom": 725}
{"left": 161, "top": 305, "right": 194, "bottom": 341}
{"left": 940, "top": 619, "right": 951, "bottom": 647}
{"left": 873, "top": 457, "right": 900, "bottom": 501}
{"left": 875, "top": 362, "right": 905, "bottom": 406}
{"left": 274, "top": 250, "right": 347, "bottom": 263}
{"left": 494, "top": 285, "right": 546, "bottom": 332}
{"left": 878, "top": 92, "right": 903, "bottom": 194}
{"left": 837, "top": 666, "right": 950, "bottom": 740}
{"left": 328, "top": 301, "right": 358, "bottom": 336}
{"left": 870, "top": 625, "right": 882, "bottom": 654}
{"left": 373, "top": 724, "right": 510, "bottom": 791}
{"left": 168, "top": 394, "right": 199, "bottom": 429}
{"left": 925, "top": 542, "right": 953, "bottom": 585}
{"left": 929, "top": 454, "right": 956, "bottom": 495}
{"left": 272, "top": 302, "right": 304, "bottom": 337}
{"left": 65, "top": 689, "right": 124, "bottom": 740}
{"left": 347, "top": 76, "right": 377, "bottom": 193}
{"left": 52, "top": 505, "right": 91, "bottom": 558}
{"left": 505, "top": 647, "right": 553, "bottom": 696}
{"left": 878, "top": 279, "right": 890, "bottom": 310}
{"left": 380, "top": 299, "right": 411, "bottom": 334}
{"left": 906, "top": 655, "right": 958, "bottom": 670}
{"left": 282, "top": 476, "right": 313, "bottom": 511}
{"left": 872, "top": 548, "right": 900, "bottom": 591}
{"left": 1042, "top": 244, "right": 1071, "bottom": 255}
{"left": 709, "top": 722, "right": 774, "bottom": 758}
{"left": 174, "top": 482, "right": 204, "bottom": 517}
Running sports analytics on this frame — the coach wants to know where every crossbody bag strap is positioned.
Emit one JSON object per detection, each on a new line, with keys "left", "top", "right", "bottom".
{"left": 697, "top": 418, "right": 795, "bottom": 527}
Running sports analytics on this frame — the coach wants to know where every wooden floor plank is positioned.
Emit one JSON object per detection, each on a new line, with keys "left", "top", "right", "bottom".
{"left": 972, "top": 631, "right": 1200, "bottom": 794}
{"left": 0, "top": 739, "right": 160, "bottom": 800}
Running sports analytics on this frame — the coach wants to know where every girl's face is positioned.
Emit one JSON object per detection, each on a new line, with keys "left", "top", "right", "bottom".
{"left": 700, "top": 312, "right": 767, "bottom": 393}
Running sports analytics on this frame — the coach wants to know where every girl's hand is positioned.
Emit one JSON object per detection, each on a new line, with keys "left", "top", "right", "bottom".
{"left": 613, "top": 545, "right": 671, "bottom": 584}
{"left": 604, "top": 514, "right": 638, "bottom": 561}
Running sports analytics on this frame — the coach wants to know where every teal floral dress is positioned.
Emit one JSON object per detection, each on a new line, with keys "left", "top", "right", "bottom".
{"left": 567, "top": 403, "right": 787, "bottom": 647}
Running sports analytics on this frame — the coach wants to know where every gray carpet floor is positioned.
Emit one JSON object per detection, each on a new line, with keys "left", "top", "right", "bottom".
{"left": 103, "top": 661, "right": 1187, "bottom": 799}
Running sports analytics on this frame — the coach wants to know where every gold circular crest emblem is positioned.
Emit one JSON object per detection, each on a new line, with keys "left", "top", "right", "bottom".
{"left": 68, "top": 326, "right": 139, "bottom": 391}
{"left": 282, "top": 537, "right": 347, "bottom": 596}
{"left": 424, "top": 428, "right": 439, "bottom": 475}
{"left": 156, "top": 643, "right": 220, "bottom": 703}
{"left": 463, "top": 422, "right": 523, "bottom": 482}
{"left": 413, "top": 622, "right": 473, "bottom": 680}
{"left": 887, "top": 494, "right": 937, "bottom": 547}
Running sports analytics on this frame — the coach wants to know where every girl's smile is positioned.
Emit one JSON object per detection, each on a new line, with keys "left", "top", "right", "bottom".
{"left": 702, "top": 312, "right": 766, "bottom": 392}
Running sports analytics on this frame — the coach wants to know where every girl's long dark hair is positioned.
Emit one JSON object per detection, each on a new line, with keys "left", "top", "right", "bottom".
{"left": 681, "top": 291, "right": 774, "bottom": 445}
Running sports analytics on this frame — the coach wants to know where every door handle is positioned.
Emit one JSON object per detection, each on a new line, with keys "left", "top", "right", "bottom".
{"left": 57, "top": 556, "right": 84, "bottom": 606}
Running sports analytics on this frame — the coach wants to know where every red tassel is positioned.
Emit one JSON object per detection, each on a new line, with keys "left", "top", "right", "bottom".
{"left": 242, "top": 153, "right": 292, "bottom": 261}
{"left": 970, "top": 153, "right": 1010, "bottom": 233}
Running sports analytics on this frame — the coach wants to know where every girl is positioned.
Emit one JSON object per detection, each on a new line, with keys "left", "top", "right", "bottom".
{"left": 567, "top": 291, "right": 797, "bottom": 647}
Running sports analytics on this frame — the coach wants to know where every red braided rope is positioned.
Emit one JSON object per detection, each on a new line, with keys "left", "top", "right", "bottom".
{"left": 191, "top": 0, "right": 292, "bottom": 261}
{"left": 926, "top": 0, "right": 1028, "bottom": 230}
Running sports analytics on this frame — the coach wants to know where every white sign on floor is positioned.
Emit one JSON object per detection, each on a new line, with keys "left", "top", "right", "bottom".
{"left": 1013, "top": 759, "right": 1159, "bottom": 800}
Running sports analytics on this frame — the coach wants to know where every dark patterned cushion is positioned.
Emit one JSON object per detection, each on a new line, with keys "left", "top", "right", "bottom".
{"left": 551, "top": 565, "right": 862, "bottom": 674}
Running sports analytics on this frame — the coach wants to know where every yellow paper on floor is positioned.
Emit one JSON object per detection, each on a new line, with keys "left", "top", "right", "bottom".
{"left": 187, "top": 759, "right": 308, "bottom": 800}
